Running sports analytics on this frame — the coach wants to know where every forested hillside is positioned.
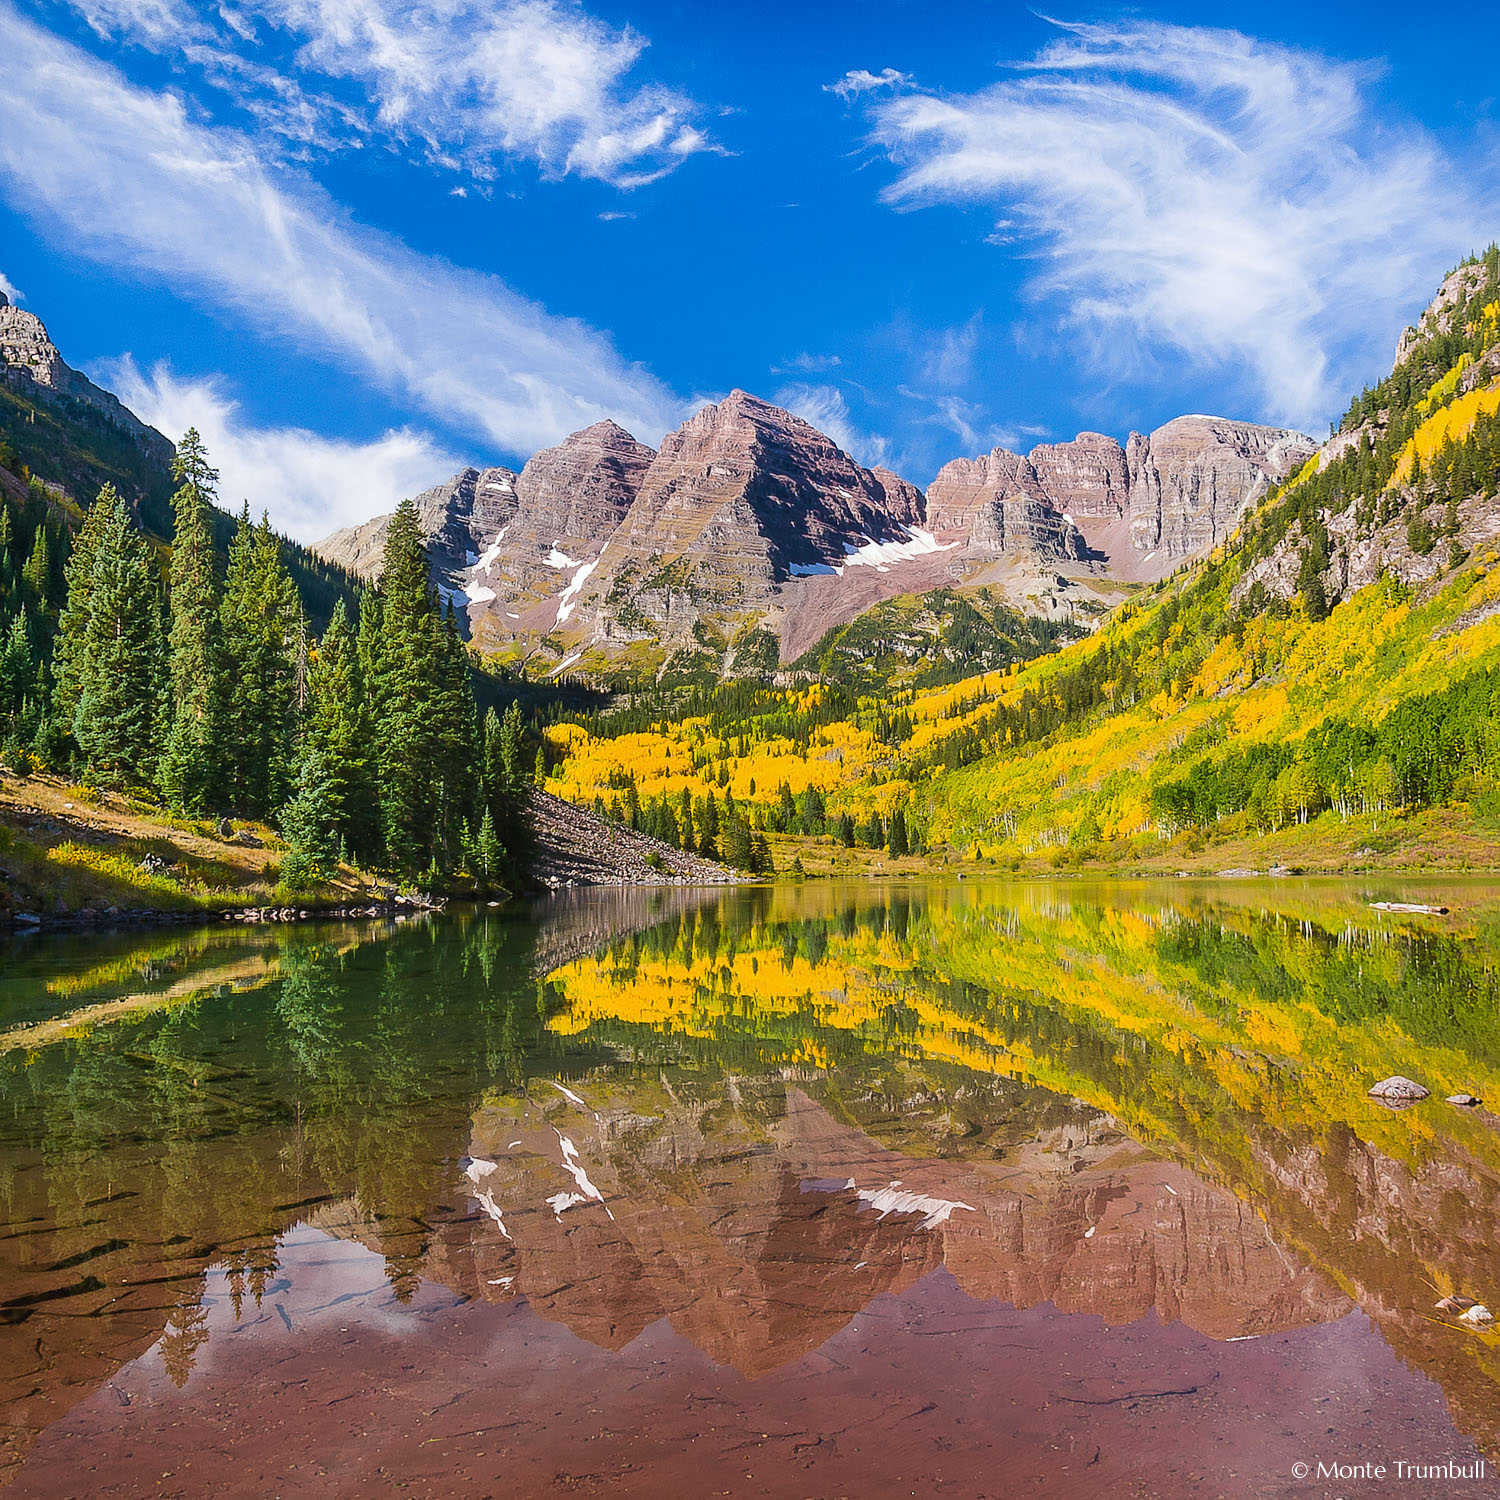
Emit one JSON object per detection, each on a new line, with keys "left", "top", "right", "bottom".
{"left": 0, "top": 436, "right": 540, "bottom": 895}
{"left": 543, "top": 250, "right": 1500, "bottom": 872}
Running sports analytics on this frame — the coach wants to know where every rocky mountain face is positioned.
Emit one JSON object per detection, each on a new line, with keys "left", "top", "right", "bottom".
{"left": 317, "top": 464, "right": 520, "bottom": 586}
{"left": 926, "top": 417, "right": 1314, "bottom": 577}
{"left": 315, "top": 389, "right": 1313, "bottom": 678}
{"left": 0, "top": 294, "right": 173, "bottom": 469}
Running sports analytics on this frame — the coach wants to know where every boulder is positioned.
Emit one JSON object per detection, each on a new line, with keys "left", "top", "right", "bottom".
{"left": 1368, "top": 1076, "right": 1430, "bottom": 1102}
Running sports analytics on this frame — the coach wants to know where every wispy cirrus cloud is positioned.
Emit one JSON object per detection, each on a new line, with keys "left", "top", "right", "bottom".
{"left": 826, "top": 67, "right": 912, "bottom": 101}
{"left": 855, "top": 19, "right": 1494, "bottom": 427}
{"left": 108, "top": 360, "right": 463, "bottom": 542}
{"left": 0, "top": 1, "right": 680, "bottom": 481}
{"left": 774, "top": 382, "right": 890, "bottom": 469}
{"left": 63, "top": 0, "right": 716, "bottom": 186}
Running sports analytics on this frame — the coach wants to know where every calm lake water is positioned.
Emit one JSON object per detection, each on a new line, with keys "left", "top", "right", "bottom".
{"left": 3, "top": 878, "right": 1500, "bottom": 1498}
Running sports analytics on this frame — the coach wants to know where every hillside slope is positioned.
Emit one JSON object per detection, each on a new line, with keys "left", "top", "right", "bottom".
{"left": 541, "top": 249, "right": 1500, "bottom": 873}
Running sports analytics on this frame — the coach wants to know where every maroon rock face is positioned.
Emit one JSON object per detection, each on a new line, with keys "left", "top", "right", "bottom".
{"left": 1126, "top": 416, "right": 1315, "bottom": 560}
{"left": 314, "top": 391, "right": 1313, "bottom": 669}
{"left": 0, "top": 296, "right": 174, "bottom": 468}
{"left": 925, "top": 448, "right": 1089, "bottom": 562}
{"left": 480, "top": 390, "right": 930, "bottom": 648}
{"left": 613, "top": 390, "right": 924, "bottom": 572}
{"left": 1028, "top": 432, "right": 1129, "bottom": 521}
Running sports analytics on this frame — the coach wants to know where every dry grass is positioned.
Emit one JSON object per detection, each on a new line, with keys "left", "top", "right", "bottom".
{"left": 0, "top": 770, "right": 377, "bottom": 917}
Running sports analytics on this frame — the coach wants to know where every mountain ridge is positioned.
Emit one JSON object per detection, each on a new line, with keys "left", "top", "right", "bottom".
{"left": 316, "top": 388, "right": 1313, "bottom": 682}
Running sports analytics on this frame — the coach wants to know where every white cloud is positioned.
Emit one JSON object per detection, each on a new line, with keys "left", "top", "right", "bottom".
{"left": 107, "top": 359, "right": 460, "bottom": 541}
{"left": 0, "top": 269, "right": 22, "bottom": 303}
{"left": 860, "top": 20, "right": 1493, "bottom": 428}
{"left": 826, "top": 67, "right": 912, "bottom": 101}
{"left": 774, "top": 382, "right": 890, "bottom": 469}
{"left": 65, "top": 0, "right": 714, "bottom": 187}
{"left": 0, "top": 3, "right": 680, "bottom": 456}
{"left": 773, "top": 351, "right": 842, "bottom": 375}
{"left": 265, "top": 0, "right": 712, "bottom": 185}
{"left": 918, "top": 315, "right": 981, "bottom": 389}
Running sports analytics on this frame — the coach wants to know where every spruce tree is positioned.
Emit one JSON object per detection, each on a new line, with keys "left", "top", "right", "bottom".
{"left": 432, "top": 606, "right": 481, "bottom": 864}
{"left": 53, "top": 485, "right": 117, "bottom": 728}
{"left": 278, "top": 746, "right": 340, "bottom": 890}
{"left": 372, "top": 500, "right": 438, "bottom": 869}
{"left": 221, "top": 508, "right": 299, "bottom": 817}
{"left": 71, "top": 488, "right": 163, "bottom": 785}
{"left": 0, "top": 609, "right": 34, "bottom": 729}
{"left": 369, "top": 500, "right": 483, "bottom": 874}
{"left": 299, "top": 598, "right": 377, "bottom": 861}
{"left": 887, "top": 808, "right": 909, "bottom": 858}
{"left": 160, "top": 428, "right": 225, "bottom": 813}
{"left": 482, "top": 699, "right": 532, "bottom": 879}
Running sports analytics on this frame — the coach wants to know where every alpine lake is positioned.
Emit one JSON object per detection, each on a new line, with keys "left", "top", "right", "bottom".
{"left": 3, "top": 876, "right": 1500, "bottom": 1498}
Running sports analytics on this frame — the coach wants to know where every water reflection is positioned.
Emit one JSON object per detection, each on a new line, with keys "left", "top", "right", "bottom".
{"left": 2, "top": 879, "right": 1498, "bottom": 1493}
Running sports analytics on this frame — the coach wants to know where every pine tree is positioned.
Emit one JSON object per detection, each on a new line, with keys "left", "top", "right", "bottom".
{"left": 432, "top": 606, "right": 481, "bottom": 864}
{"left": 53, "top": 485, "right": 117, "bottom": 728}
{"left": 20, "top": 523, "right": 50, "bottom": 600}
{"left": 482, "top": 699, "right": 532, "bottom": 878}
{"left": 71, "top": 488, "right": 163, "bottom": 785}
{"left": 475, "top": 806, "right": 504, "bottom": 881}
{"left": 299, "top": 599, "right": 377, "bottom": 861}
{"left": 887, "top": 807, "right": 909, "bottom": 858}
{"left": 159, "top": 429, "right": 224, "bottom": 813}
{"left": 221, "top": 508, "right": 299, "bottom": 817}
{"left": 0, "top": 609, "right": 33, "bottom": 725}
{"left": 370, "top": 499, "right": 482, "bottom": 873}
{"left": 277, "top": 746, "right": 340, "bottom": 891}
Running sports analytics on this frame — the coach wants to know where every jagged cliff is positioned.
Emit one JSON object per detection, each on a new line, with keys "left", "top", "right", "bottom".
{"left": 0, "top": 294, "right": 173, "bottom": 470}
{"left": 316, "top": 388, "right": 1310, "bottom": 678}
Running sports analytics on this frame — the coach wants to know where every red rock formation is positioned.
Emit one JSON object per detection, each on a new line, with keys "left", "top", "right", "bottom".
{"left": 924, "top": 448, "right": 1089, "bottom": 561}
{"left": 1126, "top": 416, "right": 1313, "bottom": 560}
{"left": 1028, "top": 431, "right": 1130, "bottom": 520}
{"left": 314, "top": 394, "right": 1311, "bottom": 669}
{"left": 0, "top": 294, "right": 173, "bottom": 467}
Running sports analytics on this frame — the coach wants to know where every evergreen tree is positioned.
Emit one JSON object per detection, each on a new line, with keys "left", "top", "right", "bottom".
{"left": 474, "top": 806, "right": 504, "bottom": 881}
{"left": 53, "top": 485, "right": 117, "bottom": 728}
{"left": 798, "top": 785, "right": 826, "bottom": 836}
{"left": 71, "top": 488, "right": 163, "bottom": 785}
{"left": 0, "top": 609, "right": 33, "bottom": 725}
{"left": 299, "top": 599, "right": 377, "bottom": 861}
{"left": 277, "top": 746, "right": 340, "bottom": 890}
{"left": 482, "top": 699, "right": 532, "bottom": 878}
{"left": 431, "top": 606, "right": 481, "bottom": 863}
{"left": 221, "top": 508, "right": 299, "bottom": 817}
{"left": 720, "top": 811, "right": 753, "bottom": 870}
{"left": 20, "top": 523, "right": 50, "bottom": 600}
{"left": 888, "top": 807, "right": 909, "bottom": 858}
{"left": 159, "top": 429, "right": 225, "bottom": 813}
{"left": 836, "top": 811, "right": 856, "bottom": 847}
{"left": 370, "top": 499, "right": 482, "bottom": 872}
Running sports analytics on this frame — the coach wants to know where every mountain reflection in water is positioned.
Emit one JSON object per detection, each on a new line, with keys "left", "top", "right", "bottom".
{"left": 2, "top": 879, "right": 1498, "bottom": 1497}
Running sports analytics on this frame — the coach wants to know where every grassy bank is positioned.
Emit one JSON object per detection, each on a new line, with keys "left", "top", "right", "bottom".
{"left": 0, "top": 770, "right": 384, "bottom": 923}
{"left": 764, "top": 802, "right": 1500, "bottom": 879}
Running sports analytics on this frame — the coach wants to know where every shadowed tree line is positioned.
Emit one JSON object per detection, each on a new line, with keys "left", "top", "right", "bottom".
{"left": 0, "top": 432, "right": 537, "bottom": 889}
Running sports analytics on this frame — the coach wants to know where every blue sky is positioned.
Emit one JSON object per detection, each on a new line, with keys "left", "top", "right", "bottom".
{"left": 1, "top": 0, "right": 1497, "bottom": 539}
